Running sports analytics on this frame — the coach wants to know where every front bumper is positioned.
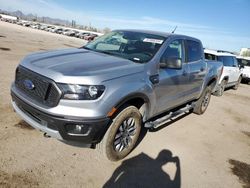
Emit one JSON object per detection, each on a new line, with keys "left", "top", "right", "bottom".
{"left": 11, "top": 92, "right": 110, "bottom": 144}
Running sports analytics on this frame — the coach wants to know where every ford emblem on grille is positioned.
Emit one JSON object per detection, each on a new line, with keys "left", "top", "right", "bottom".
{"left": 23, "top": 79, "right": 35, "bottom": 90}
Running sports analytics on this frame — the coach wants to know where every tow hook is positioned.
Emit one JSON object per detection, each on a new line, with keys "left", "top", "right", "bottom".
{"left": 43, "top": 133, "right": 51, "bottom": 138}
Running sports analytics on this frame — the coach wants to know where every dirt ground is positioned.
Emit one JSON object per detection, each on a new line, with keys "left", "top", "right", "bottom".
{"left": 0, "top": 21, "right": 249, "bottom": 188}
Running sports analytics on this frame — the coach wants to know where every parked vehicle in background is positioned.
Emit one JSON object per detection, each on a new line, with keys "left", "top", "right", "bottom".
{"left": 39, "top": 25, "right": 48, "bottom": 30}
{"left": 54, "top": 28, "right": 63, "bottom": 34}
{"left": 79, "top": 32, "right": 90, "bottom": 39}
{"left": 16, "top": 21, "right": 23, "bottom": 25}
{"left": 49, "top": 27, "right": 58, "bottom": 33}
{"left": 45, "top": 26, "right": 54, "bottom": 32}
{"left": 1, "top": 18, "right": 104, "bottom": 40}
{"left": 45, "top": 26, "right": 56, "bottom": 32}
{"left": 72, "top": 30, "right": 79, "bottom": 37}
{"left": 237, "top": 56, "right": 250, "bottom": 84}
{"left": 22, "top": 22, "right": 31, "bottom": 27}
{"left": 84, "top": 33, "right": 98, "bottom": 41}
{"left": 75, "top": 32, "right": 86, "bottom": 38}
{"left": 204, "top": 49, "right": 242, "bottom": 96}
{"left": 30, "top": 24, "right": 41, "bottom": 29}
{"left": 11, "top": 30, "right": 223, "bottom": 161}
{"left": 62, "top": 29, "right": 73, "bottom": 35}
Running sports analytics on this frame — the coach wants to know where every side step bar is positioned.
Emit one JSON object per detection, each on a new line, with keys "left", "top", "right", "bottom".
{"left": 144, "top": 103, "right": 194, "bottom": 129}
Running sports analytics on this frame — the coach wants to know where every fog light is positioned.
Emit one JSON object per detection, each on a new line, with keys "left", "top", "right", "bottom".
{"left": 75, "top": 125, "right": 83, "bottom": 132}
{"left": 66, "top": 124, "right": 89, "bottom": 135}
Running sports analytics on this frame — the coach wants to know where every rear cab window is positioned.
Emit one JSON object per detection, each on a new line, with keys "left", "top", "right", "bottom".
{"left": 186, "top": 40, "right": 202, "bottom": 62}
{"left": 205, "top": 53, "right": 216, "bottom": 61}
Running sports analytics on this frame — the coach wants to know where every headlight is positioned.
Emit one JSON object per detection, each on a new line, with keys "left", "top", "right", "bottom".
{"left": 57, "top": 84, "right": 105, "bottom": 100}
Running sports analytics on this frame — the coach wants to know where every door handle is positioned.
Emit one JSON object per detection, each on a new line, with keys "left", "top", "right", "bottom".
{"left": 182, "top": 70, "right": 187, "bottom": 76}
{"left": 149, "top": 75, "right": 159, "bottom": 84}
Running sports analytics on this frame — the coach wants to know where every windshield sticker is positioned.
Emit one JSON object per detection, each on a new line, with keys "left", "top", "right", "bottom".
{"left": 143, "top": 38, "right": 163, "bottom": 44}
{"left": 133, "top": 57, "right": 141, "bottom": 61}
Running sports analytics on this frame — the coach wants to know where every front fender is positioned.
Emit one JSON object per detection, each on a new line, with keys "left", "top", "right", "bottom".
{"left": 102, "top": 74, "right": 155, "bottom": 120}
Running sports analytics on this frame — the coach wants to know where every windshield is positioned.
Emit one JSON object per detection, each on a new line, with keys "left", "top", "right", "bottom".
{"left": 83, "top": 31, "right": 166, "bottom": 63}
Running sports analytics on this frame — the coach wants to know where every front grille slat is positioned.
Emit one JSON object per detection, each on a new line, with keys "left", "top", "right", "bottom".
{"left": 15, "top": 66, "right": 61, "bottom": 107}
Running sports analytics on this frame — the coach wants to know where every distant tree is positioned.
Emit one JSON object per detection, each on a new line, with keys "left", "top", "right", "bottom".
{"left": 103, "top": 27, "right": 111, "bottom": 34}
{"left": 242, "top": 51, "right": 250, "bottom": 57}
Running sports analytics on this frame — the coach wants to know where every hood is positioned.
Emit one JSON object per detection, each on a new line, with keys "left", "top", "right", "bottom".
{"left": 20, "top": 48, "right": 144, "bottom": 85}
{"left": 242, "top": 66, "right": 250, "bottom": 74}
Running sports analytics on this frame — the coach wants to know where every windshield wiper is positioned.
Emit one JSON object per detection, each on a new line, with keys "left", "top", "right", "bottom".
{"left": 81, "top": 46, "right": 92, "bottom": 50}
{"left": 128, "top": 57, "right": 144, "bottom": 64}
{"left": 98, "top": 50, "right": 114, "bottom": 55}
{"left": 83, "top": 47, "right": 114, "bottom": 56}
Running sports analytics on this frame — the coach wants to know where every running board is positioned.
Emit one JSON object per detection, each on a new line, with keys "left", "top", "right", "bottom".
{"left": 144, "top": 103, "right": 194, "bottom": 129}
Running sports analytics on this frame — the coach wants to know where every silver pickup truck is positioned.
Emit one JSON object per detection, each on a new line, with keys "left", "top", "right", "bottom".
{"left": 11, "top": 30, "right": 223, "bottom": 161}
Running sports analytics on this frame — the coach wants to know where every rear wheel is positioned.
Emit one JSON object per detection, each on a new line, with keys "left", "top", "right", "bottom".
{"left": 214, "top": 80, "right": 226, "bottom": 96}
{"left": 193, "top": 86, "right": 212, "bottom": 115}
{"left": 233, "top": 76, "right": 242, "bottom": 90}
{"left": 97, "top": 106, "right": 142, "bottom": 161}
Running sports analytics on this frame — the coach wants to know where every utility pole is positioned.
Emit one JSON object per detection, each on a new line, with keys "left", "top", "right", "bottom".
{"left": 72, "top": 20, "right": 76, "bottom": 28}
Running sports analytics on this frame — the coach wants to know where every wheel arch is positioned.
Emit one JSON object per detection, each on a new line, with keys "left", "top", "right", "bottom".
{"left": 207, "top": 77, "right": 217, "bottom": 89}
{"left": 111, "top": 93, "right": 150, "bottom": 122}
{"left": 222, "top": 76, "right": 229, "bottom": 82}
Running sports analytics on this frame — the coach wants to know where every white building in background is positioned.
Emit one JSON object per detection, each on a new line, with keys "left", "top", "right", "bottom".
{"left": 240, "top": 48, "right": 250, "bottom": 57}
{"left": 0, "top": 14, "right": 18, "bottom": 21}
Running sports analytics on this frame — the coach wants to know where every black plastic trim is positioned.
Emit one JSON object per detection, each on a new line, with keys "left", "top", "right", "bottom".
{"left": 11, "top": 91, "right": 110, "bottom": 144}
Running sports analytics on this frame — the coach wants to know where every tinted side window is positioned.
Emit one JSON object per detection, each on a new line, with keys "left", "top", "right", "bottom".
{"left": 237, "top": 59, "right": 250, "bottom": 66}
{"left": 161, "top": 39, "right": 184, "bottom": 61}
{"left": 237, "top": 58, "right": 242, "bottom": 65}
{"left": 233, "top": 57, "right": 238, "bottom": 67}
{"left": 205, "top": 53, "right": 216, "bottom": 60}
{"left": 186, "top": 40, "right": 202, "bottom": 62}
{"left": 217, "top": 56, "right": 234, "bottom": 67}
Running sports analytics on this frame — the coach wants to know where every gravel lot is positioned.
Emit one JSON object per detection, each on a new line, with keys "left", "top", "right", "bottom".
{"left": 0, "top": 21, "right": 249, "bottom": 188}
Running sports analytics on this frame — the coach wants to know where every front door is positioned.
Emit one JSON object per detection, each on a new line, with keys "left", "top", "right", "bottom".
{"left": 154, "top": 39, "right": 190, "bottom": 115}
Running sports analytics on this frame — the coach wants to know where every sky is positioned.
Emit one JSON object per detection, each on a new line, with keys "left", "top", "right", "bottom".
{"left": 0, "top": 0, "right": 249, "bottom": 52}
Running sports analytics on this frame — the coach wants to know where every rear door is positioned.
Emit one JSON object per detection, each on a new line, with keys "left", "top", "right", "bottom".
{"left": 232, "top": 57, "right": 241, "bottom": 81}
{"left": 185, "top": 40, "right": 206, "bottom": 99}
{"left": 217, "top": 56, "right": 236, "bottom": 83}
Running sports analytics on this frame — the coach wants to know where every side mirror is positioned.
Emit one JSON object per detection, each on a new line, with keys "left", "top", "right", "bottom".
{"left": 239, "top": 64, "right": 244, "bottom": 69}
{"left": 160, "top": 57, "right": 182, "bottom": 69}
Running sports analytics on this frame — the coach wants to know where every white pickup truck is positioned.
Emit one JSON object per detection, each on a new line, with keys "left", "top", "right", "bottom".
{"left": 204, "top": 49, "right": 242, "bottom": 96}
{"left": 237, "top": 56, "right": 250, "bottom": 84}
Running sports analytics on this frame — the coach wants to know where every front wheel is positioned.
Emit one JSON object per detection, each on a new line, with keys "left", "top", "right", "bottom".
{"left": 97, "top": 106, "right": 142, "bottom": 161}
{"left": 193, "top": 86, "right": 212, "bottom": 115}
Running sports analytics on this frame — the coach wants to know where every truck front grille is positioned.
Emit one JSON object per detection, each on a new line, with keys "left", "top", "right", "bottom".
{"left": 15, "top": 66, "right": 61, "bottom": 107}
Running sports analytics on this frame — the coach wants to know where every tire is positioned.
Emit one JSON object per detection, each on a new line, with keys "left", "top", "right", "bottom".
{"left": 97, "top": 106, "right": 142, "bottom": 161}
{"left": 233, "top": 77, "right": 242, "bottom": 90}
{"left": 193, "top": 86, "right": 212, "bottom": 115}
{"left": 214, "top": 80, "right": 226, "bottom": 96}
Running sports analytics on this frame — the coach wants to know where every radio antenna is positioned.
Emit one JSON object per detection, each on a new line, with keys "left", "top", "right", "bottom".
{"left": 171, "top": 26, "right": 177, "bottom": 33}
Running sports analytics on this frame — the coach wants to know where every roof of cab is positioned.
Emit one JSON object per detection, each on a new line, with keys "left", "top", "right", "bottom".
{"left": 204, "top": 49, "right": 236, "bottom": 57}
{"left": 114, "top": 29, "right": 201, "bottom": 41}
